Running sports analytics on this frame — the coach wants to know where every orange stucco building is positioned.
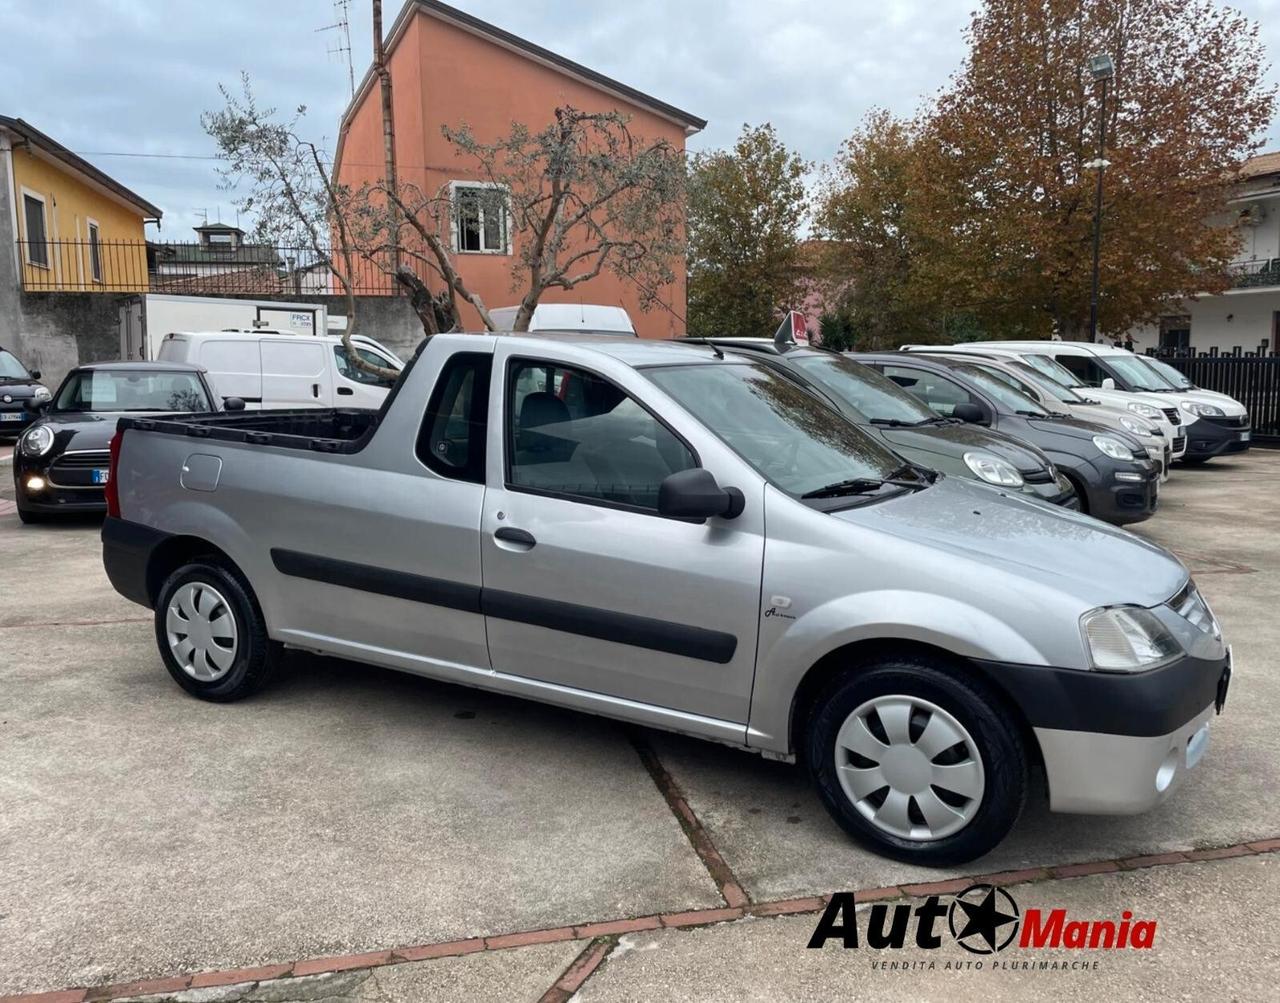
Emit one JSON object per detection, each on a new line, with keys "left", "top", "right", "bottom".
{"left": 333, "top": 0, "right": 705, "bottom": 339}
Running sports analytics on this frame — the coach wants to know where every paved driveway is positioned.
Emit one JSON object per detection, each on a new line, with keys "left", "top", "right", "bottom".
{"left": 1, "top": 452, "right": 1277, "bottom": 1001}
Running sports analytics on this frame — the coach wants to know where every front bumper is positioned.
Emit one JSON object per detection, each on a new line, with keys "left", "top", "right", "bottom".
{"left": 977, "top": 649, "right": 1231, "bottom": 815}
{"left": 1080, "top": 460, "right": 1160, "bottom": 526}
{"left": 1181, "top": 416, "right": 1252, "bottom": 460}
{"left": 0, "top": 409, "right": 35, "bottom": 436}
{"left": 13, "top": 455, "right": 107, "bottom": 514}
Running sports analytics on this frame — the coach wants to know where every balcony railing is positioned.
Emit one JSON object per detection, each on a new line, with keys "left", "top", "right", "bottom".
{"left": 1226, "top": 258, "right": 1280, "bottom": 290}
{"left": 14, "top": 239, "right": 402, "bottom": 296}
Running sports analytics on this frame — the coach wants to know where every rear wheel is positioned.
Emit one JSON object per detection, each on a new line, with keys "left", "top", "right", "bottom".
{"left": 806, "top": 656, "right": 1027, "bottom": 865}
{"left": 154, "top": 561, "right": 281, "bottom": 701}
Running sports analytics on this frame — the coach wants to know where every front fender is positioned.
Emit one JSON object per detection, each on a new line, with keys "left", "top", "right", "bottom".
{"left": 747, "top": 590, "right": 1053, "bottom": 754}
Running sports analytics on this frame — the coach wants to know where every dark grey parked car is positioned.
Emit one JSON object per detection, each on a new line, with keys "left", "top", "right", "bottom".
{"left": 857, "top": 353, "right": 1160, "bottom": 525}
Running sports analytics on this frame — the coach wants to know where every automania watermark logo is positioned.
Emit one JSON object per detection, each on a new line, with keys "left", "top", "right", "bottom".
{"left": 807, "top": 883, "right": 1156, "bottom": 968}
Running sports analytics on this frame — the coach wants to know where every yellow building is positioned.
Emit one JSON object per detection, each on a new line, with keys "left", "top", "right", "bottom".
{"left": 1, "top": 116, "right": 161, "bottom": 293}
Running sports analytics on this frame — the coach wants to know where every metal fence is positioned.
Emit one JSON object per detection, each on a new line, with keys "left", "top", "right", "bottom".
{"left": 14, "top": 239, "right": 400, "bottom": 296}
{"left": 1151, "top": 347, "right": 1280, "bottom": 445}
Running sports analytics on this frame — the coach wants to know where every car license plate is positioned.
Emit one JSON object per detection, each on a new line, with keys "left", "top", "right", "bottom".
{"left": 1241, "top": 430, "right": 1251, "bottom": 442}
{"left": 91, "top": 468, "right": 110, "bottom": 485}
{"left": 0, "top": 412, "right": 20, "bottom": 421}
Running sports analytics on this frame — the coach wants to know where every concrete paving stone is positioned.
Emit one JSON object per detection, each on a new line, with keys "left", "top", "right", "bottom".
{"left": 0, "top": 621, "right": 718, "bottom": 995}
{"left": 112, "top": 939, "right": 584, "bottom": 1002}
{"left": 0, "top": 514, "right": 140, "bottom": 626}
{"left": 653, "top": 456, "right": 1280, "bottom": 900}
{"left": 575, "top": 854, "right": 1280, "bottom": 1002}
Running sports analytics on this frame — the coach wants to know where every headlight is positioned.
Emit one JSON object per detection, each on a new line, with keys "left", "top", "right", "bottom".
{"left": 1168, "top": 580, "right": 1221, "bottom": 640}
{"left": 1181, "top": 400, "right": 1224, "bottom": 418}
{"left": 32, "top": 386, "right": 51, "bottom": 403}
{"left": 1127, "top": 402, "right": 1161, "bottom": 420}
{"left": 963, "top": 451, "right": 1024, "bottom": 487}
{"left": 1118, "top": 416, "right": 1154, "bottom": 437}
{"left": 20, "top": 424, "right": 54, "bottom": 457}
{"left": 1081, "top": 606, "right": 1183, "bottom": 672}
{"left": 1093, "top": 434, "right": 1134, "bottom": 461}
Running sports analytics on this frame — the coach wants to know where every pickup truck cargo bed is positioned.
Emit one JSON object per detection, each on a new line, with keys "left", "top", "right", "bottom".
{"left": 117, "top": 408, "right": 381, "bottom": 453}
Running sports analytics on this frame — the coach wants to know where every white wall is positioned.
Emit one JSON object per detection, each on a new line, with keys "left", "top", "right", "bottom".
{"left": 1127, "top": 290, "right": 1280, "bottom": 355}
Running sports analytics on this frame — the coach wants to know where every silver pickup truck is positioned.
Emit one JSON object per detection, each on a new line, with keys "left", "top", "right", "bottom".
{"left": 101, "top": 333, "right": 1232, "bottom": 864}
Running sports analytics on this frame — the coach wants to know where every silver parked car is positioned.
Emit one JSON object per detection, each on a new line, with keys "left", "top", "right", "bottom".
{"left": 100, "top": 334, "right": 1232, "bottom": 864}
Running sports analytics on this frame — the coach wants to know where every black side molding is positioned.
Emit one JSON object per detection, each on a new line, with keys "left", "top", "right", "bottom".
{"left": 101, "top": 517, "right": 171, "bottom": 609}
{"left": 270, "top": 548, "right": 738, "bottom": 665}
{"left": 483, "top": 589, "right": 737, "bottom": 664}
{"left": 271, "top": 549, "right": 482, "bottom": 614}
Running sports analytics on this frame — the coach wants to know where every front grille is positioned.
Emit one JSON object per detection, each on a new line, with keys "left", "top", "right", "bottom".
{"left": 1203, "top": 414, "right": 1249, "bottom": 429}
{"left": 53, "top": 450, "right": 110, "bottom": 468}
{"left": 1161, "top": 407, "right": 1181, "bottom": 426}
{"left": 48, "top": 451, "right": 110, "bottom": 489}
{"left": 1172, "top": 435, "right": 1186, "bottom": 452}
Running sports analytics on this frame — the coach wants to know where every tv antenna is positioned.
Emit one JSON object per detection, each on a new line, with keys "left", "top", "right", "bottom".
{"left": 317, "top": 0, "right": 355, "bottom": 97}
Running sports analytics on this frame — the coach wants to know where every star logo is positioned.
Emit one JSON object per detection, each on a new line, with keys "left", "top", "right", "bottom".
{"left": 947, "top": 884, "right": 1020, "bottom": 954}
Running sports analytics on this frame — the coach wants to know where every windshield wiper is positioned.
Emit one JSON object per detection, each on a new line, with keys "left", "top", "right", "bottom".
{"left": 1015, "top": 409, "right": 1047, "bottom": 417}
{"left": 801, "top": 478, "right": 887, "bottom": 499}
{"left": 868, "top": 417, "right": 914, "bottom": 427}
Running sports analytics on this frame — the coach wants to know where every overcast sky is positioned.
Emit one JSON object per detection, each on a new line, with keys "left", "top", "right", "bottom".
{"left": 4, "top": 0, "right": 1280, "bottom": 236}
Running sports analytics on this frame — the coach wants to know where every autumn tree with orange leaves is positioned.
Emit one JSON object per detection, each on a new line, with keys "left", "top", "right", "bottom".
{"left": 821, "top": 0, "right": 1274, "bottom": 343}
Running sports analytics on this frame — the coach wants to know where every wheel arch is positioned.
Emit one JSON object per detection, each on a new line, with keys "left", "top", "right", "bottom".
{"left": 786, "top": 637, "right": 1043, "bottom": 778}
{"left": 146, "top": 534, "right": 242, "bottom": 606}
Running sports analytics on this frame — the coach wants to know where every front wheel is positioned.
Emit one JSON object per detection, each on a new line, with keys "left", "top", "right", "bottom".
{"left": 154, "top": 561, "right": 281, "bottom": 702}
{"left": 806, "top": 657, "right": 1028, "bottom": 865}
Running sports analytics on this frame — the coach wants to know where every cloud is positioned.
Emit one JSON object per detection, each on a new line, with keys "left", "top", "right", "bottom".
{"left": 1, "top": 0, "right": 1277, "bottom": 236}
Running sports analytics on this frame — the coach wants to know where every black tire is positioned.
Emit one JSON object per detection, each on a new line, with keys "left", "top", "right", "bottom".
{"left": 806, "top": 656, "right": 1027, "bottom": 866}
{"left": 154, "top": 560, "right": 282, "bottom": 702}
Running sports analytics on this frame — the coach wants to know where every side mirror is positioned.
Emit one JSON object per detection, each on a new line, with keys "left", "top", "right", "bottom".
{"left": 658, "top": 468, "right": 745, "bottom": 521}
{"left": 1100, "top": 377, "right": 1116, "bottom": 390}
{"left": 23, "top": 397, "right": 47, "bottom": 414}
{"left": 952, "top": 402, "right": 986, "bottom": 424}
{"left": 223, "top": 396, "right": 246, "bottom": 412}
{"left": 29, "top": 369, "right": 41, "bottom": 380}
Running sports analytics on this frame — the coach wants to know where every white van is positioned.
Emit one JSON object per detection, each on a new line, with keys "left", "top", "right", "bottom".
{"left": 487, "top": 303, "right": 637, "bottom": 336}
{"left": 156, "top": 331, "right": 402, "bottom": 410}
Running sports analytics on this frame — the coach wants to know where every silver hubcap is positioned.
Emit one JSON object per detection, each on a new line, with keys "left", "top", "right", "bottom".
{"left": 834, "top": 695, "right": 985, "bottom": 841}
{"left": 166, "top": 582, "right": 238, "bottom": 682}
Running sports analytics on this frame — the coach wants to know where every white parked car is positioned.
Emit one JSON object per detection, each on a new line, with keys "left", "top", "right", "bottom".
{"left": 156, "top": 330, "right": 402, "bottom": 410}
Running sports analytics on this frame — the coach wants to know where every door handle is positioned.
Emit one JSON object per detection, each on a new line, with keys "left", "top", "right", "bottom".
{"left": 494, "top": 527, "right": 536, "bottom": 549}
{"left": 337, "top": 386, "right": 354, "bottom": 396}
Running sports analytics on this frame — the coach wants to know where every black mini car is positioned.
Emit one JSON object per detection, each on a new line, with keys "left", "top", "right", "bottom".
{"left": 13, "top": 361, "right": 217, "bottom": 523}
{"left": 0, "top": 344, "right": 49, "bottom": 440}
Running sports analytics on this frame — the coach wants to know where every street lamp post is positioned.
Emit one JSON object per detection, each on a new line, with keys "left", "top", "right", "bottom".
{"left": 1086, "top": 53, "right": 1115, "bottom": 344}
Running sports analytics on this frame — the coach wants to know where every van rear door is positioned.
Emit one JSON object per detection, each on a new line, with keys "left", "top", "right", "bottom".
{"left": 261, "top": 338, "right": 332, "bottom": 408}
{"left": 198, "top": 337, "right": 264, "bottom": 407}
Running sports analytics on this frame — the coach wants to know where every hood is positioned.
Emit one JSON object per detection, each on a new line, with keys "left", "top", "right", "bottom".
{"left": 38, "top": 411, "right": 136, "bottom": 451}
{"left": 1022, "top": 412, "right": 1132, "bottom": 445}
{"left": 878, "top": 422, "right": 1049, "bottom": 473}
{"left": 832, "top": 477, "right": 1185, "bottom": 607}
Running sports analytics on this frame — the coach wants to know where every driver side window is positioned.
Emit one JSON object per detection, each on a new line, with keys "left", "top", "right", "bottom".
{"left": 506, "top": 359, "right": 696, "bottom": 512}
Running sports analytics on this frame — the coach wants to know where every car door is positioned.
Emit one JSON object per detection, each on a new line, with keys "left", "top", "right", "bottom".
{"left": 331, "top": 342, "right": 397, "bottom": 408}
{"left": 878, "top": 364, "right": 991, "bottom": 421}
{"left": 261, "top": 338, "right": 332, "bottom": 408}
{"left": 479, "top": 344, "right": 766, "bottom": 725}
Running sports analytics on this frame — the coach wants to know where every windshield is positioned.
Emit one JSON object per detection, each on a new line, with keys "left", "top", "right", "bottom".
{"left": 53, "top": 370, "right": 212, "bottom": 413}
{"left": 0, "top": 349, "right": 30, "bottom": 380}
{"left": 1104, "top": 354, "right": 1177, "bottom": 391}
{"left": 788, "top": 353, "right": 938, "bottom": 425}
{"left": 646, "top": 360, "right": 906, "bottom": 498}
{"left": 1002, "top": 360, "right": 1086, "bottom": 403}
{"left": 1141, "top": 356, "right": 1194, "bottom": 390}
{"left": 951, "top": 363, "right": 1050, "bottom": 414}
{"left": 1017, "top": 352, "right": 1086, "bottom": 388}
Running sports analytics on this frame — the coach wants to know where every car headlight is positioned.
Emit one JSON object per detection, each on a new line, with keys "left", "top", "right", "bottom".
{"left": 1081, "top": 606, "right": 1183, "bottom": 672}
{"left": 1118, "top": 416, "right": 1154, "bottom": 437}
{"left": 1126, "top": 402, "right": 1161, "bottom": 420}
{"left": 963, "top": 451, "right": 1024, "bottom": 487}
{"left": 20, "top": 424, "right": 54, "bottom": 457}
{"left": 1180, "top": 400, "right": 1224, "bottom": 418}
{"left": 1168, "top": 580, "right": 1221, "bottom": 641}
{"left": 32, "top": 386, "right": 51, "bottom": 403}
{"left": 1093, "top": 434, "right": 1134, "bottom": 461}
